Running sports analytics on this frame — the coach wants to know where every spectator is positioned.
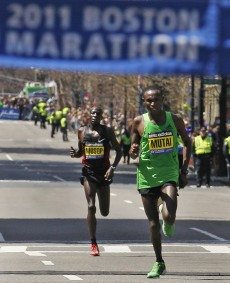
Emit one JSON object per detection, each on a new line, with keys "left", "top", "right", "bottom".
{"left": 192, "top": 127, "right": 215, "bottom": 187}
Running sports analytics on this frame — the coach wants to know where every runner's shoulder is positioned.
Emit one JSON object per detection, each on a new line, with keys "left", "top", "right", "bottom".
{"left": 171, "top": 112, "right": 183, "bottom": 125}
{"left": 133, "top": 115, "right": 143, "bottom": 126}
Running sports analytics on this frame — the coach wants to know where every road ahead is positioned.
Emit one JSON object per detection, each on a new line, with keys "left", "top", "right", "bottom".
{"left": 0, "top": 120, "right": 229, "bottom": 282}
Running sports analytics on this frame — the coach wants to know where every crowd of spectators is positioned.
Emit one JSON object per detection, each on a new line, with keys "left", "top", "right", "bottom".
{"left": 0, "top": 95, "right": 32, "bottom": 120}
{"left": 1, "top": 93, "right": 229, "bottom": 177}
{"left": 0, "top": 94, "right": 131, "bottom": 141}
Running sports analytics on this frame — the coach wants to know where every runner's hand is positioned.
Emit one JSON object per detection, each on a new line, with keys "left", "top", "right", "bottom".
{"left": 179, "top": 172, "right": 188, "bottom": 189}
{"left": 104, "top": 166, "right": 114, "bottom": 181}
{"left": 70, "top": 147, "right": 76, "bottom": 158}
{"left": 130, "top": 143, "right": 139, "bottom": 159}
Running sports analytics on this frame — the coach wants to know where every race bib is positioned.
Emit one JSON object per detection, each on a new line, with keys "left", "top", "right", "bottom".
{"left": 148, "top": 131, "right": 174, "bottom": 154}
{"left": 85, "top": 143, "right": 104, "bottom": 159}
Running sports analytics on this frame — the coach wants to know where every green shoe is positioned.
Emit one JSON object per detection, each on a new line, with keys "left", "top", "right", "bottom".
{"left": 147, "top": 261, "right": 166, "bottom": 278}
{"left": 162, "top": 221, "right": 175, "bottom": 237}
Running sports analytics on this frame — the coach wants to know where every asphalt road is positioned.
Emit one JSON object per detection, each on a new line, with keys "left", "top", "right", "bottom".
{"left": 0, "top": 120, "right": 229, "bottom": 283}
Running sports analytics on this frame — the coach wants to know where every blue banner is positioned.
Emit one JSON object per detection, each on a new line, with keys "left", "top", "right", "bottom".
{"left": 0, "top": 0, "right": 229, "bottom": 75}
{"left": 0, "top": 107, "right": 19, "bottom": 120}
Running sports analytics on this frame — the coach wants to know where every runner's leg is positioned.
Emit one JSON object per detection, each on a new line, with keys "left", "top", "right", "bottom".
{"left": 97, "top": 185, "right": 110, "bottom": 217}
{"left": 83, "top": 179, "right": 97, "bottom": 239}
{"left": 160, "top": 184, "right": 177, "bottom": 225}
{"left": 141, "top": 194, "right": 163, "bottom": 262}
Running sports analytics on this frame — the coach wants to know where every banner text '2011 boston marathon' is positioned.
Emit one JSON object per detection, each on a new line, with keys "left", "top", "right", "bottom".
{"left": 0, "top": 0, "right": 229, "bottom": 75}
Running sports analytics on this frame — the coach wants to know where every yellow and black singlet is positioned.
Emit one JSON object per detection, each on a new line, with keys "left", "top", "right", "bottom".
{"left": 82, "top": 125, "right": 111, "bottom": 175}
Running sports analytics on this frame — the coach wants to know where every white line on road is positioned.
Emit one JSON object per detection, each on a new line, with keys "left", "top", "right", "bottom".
{"left": 1, "top": 244, "right": 230, "bottom": 255}
{"left": 124, "top": 200, "right": 133, "bottom": 204}
{"left": 115, "top": 170, "right": 136, "bottom": 175}
{"left": 0, "top": 246, "right": 27, "bottom": 252}
{"left": 6, "top": 154, "right": 13, "bottom": 161}
{"left": 63, "top": 275, "right": 83, "bottom": 281}
{"left": 25, "top": 251, "right": 46, "bottom": 257}
{"left": 201, "top": 245, "right": 230, "bottom": 253}
{"left": 139, "top": 207, "right": 144, "bottom": 210}
{"left": 103, "top": 245, "right": 131, "bottom": 253}
{"left": 190, "top": 227, "right": 227, "bottom": 242}
{"left": 189, "top": 185, "right": 196, "bottom": 189}
{"left": 0, "top": 233, "right": 5, "bottom": 242}
{"left": 2, "top": 249, "right": 230, "bottom": 254}
{"left": 41, "top": 260, "right": 54, "bottom": 265}
{"left": 53, "top": 175, "right": 66, "bottom": 182}
{"left": 0, "top": 180, "right": 51, "bottom": 183}
{"left": 5, "top": 243, "right": 229, "bottom": 248}
{"left": 0, "top": 138, "right": 14, "bottom": 141}
{"left": 110, "top": 193, "right": 117, "bottom": 196}
{"left": 19, "top": 247, "right": 230, "bottom": 255}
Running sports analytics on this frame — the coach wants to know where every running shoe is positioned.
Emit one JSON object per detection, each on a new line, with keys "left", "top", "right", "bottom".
{"left": 162, "top": 221, "right": 175, "bottom": 237}
{"left": 147, "top": 261, "right": 166, "bottom": 278}
{"left": 90, "top": 243, "right": 100, "bottom": 256}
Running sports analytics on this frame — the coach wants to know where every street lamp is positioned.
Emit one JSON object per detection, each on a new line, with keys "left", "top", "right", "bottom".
{"left": 30, "top": 67, "right": 39, "bottom": 82}
{"left": 124, "top": 84, "right": 127, "bottom": 128}
{"left": 137, "top": 75, "right": 144, "bottom": 115}
{"left": 190, "top": 75, "right": 195, "bottom": 132}
{"left": 199, "top": 76, "right": 205, "bottom": 127}
{"left": 109, "top": 77, "right": 114, "bottom": 125}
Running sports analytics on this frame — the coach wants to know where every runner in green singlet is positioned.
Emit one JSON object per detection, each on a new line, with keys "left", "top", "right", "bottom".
{"left": 130, "top": 86, "right": 192, "bottom": 278}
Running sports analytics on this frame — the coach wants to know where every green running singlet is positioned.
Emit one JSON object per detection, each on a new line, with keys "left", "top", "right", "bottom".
{"left": 137, "top": 112, "right": 179, "bottom": 190}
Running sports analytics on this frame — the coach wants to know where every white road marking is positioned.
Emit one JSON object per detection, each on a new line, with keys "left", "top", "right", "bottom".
{"left": 0, "top": 233, "right": 5, "bottom": 242}
{"left": 189, "top": 185, "right": 196, "bottom": 188}
{"left": 23, "top": 250, "right": 230, "bottom": 254}
{"left": 201, "top": 245, "right": 230, "bottom": 253}
{"left": 139, "top": 207, "right": 144, "bottom": 210}
{"left": 115, "top": 170, "right": 136, "bottom": 175}
{"left": 0, "top": 180, "right": 51, "bottom": 183}
{"left": 190, "top": 227, "right": 227, "bottom": 242}
{"left": 0, "top": 138, "right": 14, "bottom": 141}
{"left": 103, "top": 245, "right": 131, "bottom": 253}
{"left": 5, "top": 243, "right": 227, "bottom": 248}
{"left": 53, "top": 175, "right": 66, "bottom": 182}
{"left": 0, "top": 246, "right": 27, "bottom": 252}
{"left": 124, "top": 200, "right": 133, "bottom": 204}
{"left": 25, "top": 251, "right": 46, "bottom": 257}
{"left": 41, "top": 260, "right": 54, "bottom": 265}
{"left": 63, "top": 275, "right": 83, "bottom": 281}
{"left": 1, "top": 249, "right": 230, "bottom": 255}
{"left": 110, "top": 193, "right": 117, "bottom": 196}
{"left": 0, "top": 244, "right": 230, "bottom": 255}
{"left": 6, "top": 154, "right": 13, "bottom": 161}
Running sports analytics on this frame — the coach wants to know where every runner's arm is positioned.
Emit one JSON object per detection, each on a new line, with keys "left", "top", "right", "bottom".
{"left": 70, "top": 128, "right": 84, "bottom": 158}
{"left": 107, "top": 127, "right": 122, "bottom": 168}
{"left": 173, "top": 114, "right": 192, "bottom": 173}
{"left": 129, "top": 116, "right": 142, "bottom": 159}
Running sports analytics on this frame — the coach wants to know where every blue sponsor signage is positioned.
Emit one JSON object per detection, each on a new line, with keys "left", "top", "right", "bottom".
{"left": 0, "top": 107, "right": 19, "bottom": 120}
{"left": 0, "top": 0, "right": 229, "bottom": 75}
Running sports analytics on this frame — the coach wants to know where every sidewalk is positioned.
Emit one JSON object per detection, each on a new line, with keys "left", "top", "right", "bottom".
{"left": 188, "top": 172, "right": 229, "bottom": 187}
